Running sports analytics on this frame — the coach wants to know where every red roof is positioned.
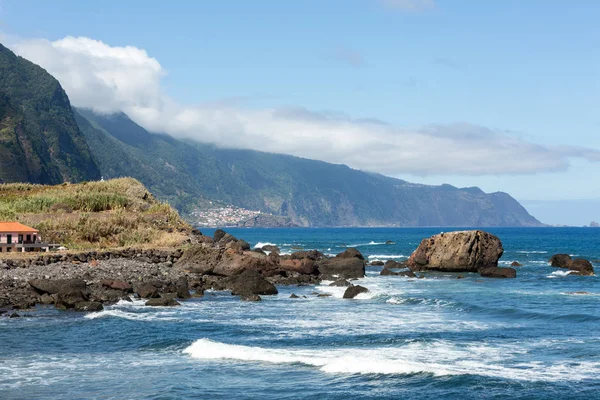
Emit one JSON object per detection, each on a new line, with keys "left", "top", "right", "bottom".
{"left": 0, "top": 222, "right": 39, "bottom": 233}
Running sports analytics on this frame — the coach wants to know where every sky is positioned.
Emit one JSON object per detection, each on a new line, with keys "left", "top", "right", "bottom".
{"left": 1, "top": 0, "right": 599, "bottom": 225}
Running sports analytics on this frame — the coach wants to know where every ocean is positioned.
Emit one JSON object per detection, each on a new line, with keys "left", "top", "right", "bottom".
{"left": 1, "top": 227, "right": 599, "bottom": 399}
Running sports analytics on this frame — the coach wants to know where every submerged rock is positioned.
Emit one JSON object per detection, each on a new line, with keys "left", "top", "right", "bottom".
{"left": 511, "top": 261, "right": 522, "bottom": 267}
{"left": 407, "top": 230, "right": 503, "bottom": 272}
{"left": 479, "top": 267, "right": 517, "bottom": 279}
{"left": 329, "top": 278, "right": 353, "bottom": 287}
{"left": 145, "top": 297, "right": 180, "bottom": 307}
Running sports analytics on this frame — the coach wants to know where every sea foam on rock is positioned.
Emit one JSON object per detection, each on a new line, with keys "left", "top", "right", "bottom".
{"left": 549, "top": 254, "right": 594, "bottom": 276}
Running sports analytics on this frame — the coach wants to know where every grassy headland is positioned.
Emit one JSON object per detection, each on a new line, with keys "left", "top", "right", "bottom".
{"left": 0, "top": 177, "right": 192, "bottom": 250}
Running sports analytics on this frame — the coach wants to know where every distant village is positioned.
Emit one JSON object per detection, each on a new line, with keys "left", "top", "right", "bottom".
{"left": 190, "top": 206, "right": 262, "bottom": 227}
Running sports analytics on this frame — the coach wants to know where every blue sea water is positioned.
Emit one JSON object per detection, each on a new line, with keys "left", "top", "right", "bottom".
{"left": 1, "top": 227, "right": 600, "bottom": 399}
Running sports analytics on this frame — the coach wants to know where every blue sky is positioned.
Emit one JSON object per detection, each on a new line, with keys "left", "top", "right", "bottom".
{"left": 1, "top": 0, "right": 599, "bottom": 225}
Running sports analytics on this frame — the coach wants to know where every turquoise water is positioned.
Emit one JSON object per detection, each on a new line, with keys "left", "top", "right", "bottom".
{"left": 1, "top": 228, "right": 599, "bottom": 399}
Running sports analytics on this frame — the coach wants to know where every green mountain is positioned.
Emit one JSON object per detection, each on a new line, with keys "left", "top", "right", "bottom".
{"left": 0, "top": 44, "right": 100, "bottom": 184}
{"left": 75, "top": 108, "right": 543, "bottom": 227}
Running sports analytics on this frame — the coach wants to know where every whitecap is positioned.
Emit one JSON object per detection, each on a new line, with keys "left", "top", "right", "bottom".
{"left": 254, "top": 242, "right": 277, "bottom": 249}
{"left": 367, "top": 254, "right": 406, "bottom": 259}
{"left": 183, "top": 339, "right": 600, "bottom": 381}
{"left": 547, "top": 270, "right": 574, "bottom": 278}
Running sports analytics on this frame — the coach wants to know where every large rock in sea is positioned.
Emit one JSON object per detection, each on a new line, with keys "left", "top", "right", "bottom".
{"left": 407, "top": 230, "right": 504, "bottom": 272}
{"left": 549, "top": 254, "right": 594, "bottom": 276}
{"left": 317, "top": 248, "right": 366, "bottom": 278}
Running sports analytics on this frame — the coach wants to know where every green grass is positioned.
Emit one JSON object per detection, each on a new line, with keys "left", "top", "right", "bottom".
{"left": 0, "top": 177, "right": 192, "bottom": 250}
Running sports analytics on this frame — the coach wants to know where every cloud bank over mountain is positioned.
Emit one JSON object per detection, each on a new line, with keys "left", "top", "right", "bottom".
{"left": 9, "top": 35, "right": 600, "bottom": 176}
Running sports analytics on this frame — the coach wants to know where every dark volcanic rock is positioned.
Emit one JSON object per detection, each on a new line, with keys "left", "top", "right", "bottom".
{"left": 279, "top": 258, "right": 316, "bottom": 275}
{"left": 175, "top": 245, "right": 222, "bottom": 274}
{"left": 549, "top": 254, "right": 572, "bottom": 269}
{"left": 479, "top": 267, "right": 517, "bottom": 278}
{"left": 343, "top": 285, "right": 369, "bottom": 299}
{"left": 370, "top": 261, "right": 384, "bottom": 266}
{"left": 289, "top": 250, "right": 324, "bottom": 261}
{"left": 213, "top": 229, "right": 227, "bottom": 243}
{"left": 337, "top": 248, "right": 365, "bottom": 260}
{"left": 135, "top": 284, "right": 160, "bottom": 299}
{"left": 262, "top": 245, "right": 280, "bottom": 254}
{"left": 318, "top": 253, "right": 365, "bottom": 279}
{"left": 213, "top": 249, "right": 279, "bottom": 277}
{"left": 549, "top": 254, "right": 594, "bottom": 276}
{"left": 145, "top": 297, "right": 180, "bottom": 307}
{"left": 407, "top": 230, "right": 504, "bottom": 272}
{"left": 227, "top": 269, "right": 278, "bottom": 296}
{"left": 511, "top": 261, "right": 522, "bottom": 267}
{"left": 290, "top": 293, "right": 300, "bottom": 299}
{"left": 74, "top": 301, "right": 104, "bottom": 312}
{"left": 329, "top": 278, "right": 353, "bottom": 287}
{"left": 101, "top": 279, "right": 132, "bottom": 292}
{"left": 241, "top": 293, "right": 261, "bottom": 302}
{"left": 29, "top": 279, "right": 86, "bottom": 295}
{"left": 380, "top": 268, "right": 397, "bottom": 276}
{"left": 384, "top": 260, "right": 407, "bottom": 269}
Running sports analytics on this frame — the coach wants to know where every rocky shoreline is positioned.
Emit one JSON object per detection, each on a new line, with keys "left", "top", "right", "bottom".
{"left": 1, "top": 229, "right": 594, "bottom": 316}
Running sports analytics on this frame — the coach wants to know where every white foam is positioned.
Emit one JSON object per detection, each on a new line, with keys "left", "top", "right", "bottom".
{"left": 367, "top": 254, "right": 406, "bottom": 259}
{"left": 254, "top": 242, "right": 277, "bottom": 249}
{"left": 347, "top": 241, "right": 387, "bottom": 247}
{"left": 516, "top": 251, "right": 548, "bottom": 254}
{"left": 183, "top": 339, "right": 600, "bottom": 381}
{"left": 547, "top": 270, "right": 574, "bottom": 278}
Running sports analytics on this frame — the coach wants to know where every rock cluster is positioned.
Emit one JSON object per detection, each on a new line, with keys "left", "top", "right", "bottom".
{"left": 549, "top": 254, "right": 594, "bottom": 276}
{"left": 0, "top": 230, "right": 368, "bottom": 313}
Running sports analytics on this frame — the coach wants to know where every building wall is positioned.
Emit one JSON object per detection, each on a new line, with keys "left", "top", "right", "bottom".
{"left": 0, "top": 232, "right": 39, "bottom": 244}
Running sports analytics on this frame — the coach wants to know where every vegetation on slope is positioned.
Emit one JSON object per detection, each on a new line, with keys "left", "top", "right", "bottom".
{"left": 0, "top": 178, "right": 192, "bottom": 250}
{"left": 76, "top": 109, "right": 543, "bottom": 227}
{"left": 0, "top": 43, "right": 100, "bottom": 184}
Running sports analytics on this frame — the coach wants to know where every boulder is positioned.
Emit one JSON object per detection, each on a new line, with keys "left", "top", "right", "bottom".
{"left": 549, "top": 254, "right": 572, "bottom": 269}
{"left": 384, "top": 260, "right": 407, "bottom": 269}
{"left": 213, "top": 249, "right": 279, "bottom": 277}
{"left": 213, "top": 229, "right": 227, "bottom": 243}
{"left": 290, "top": 293, "right": 300, "bottom": 299}
{"left": 262, "top": 245, "right": 280, "bottom": 254}
{"left": 101, "top": 280, "right": 132, "bottom": 292}
{"left": 570, "top": 259, "right": 594, "bottom": 276}
{"left": 73, "top": 301, "right": 104, "bottom": 312}
{"left": 29, "top": 279, "right": 86, "bottom": 295}
{"left": 175, "top": 245, "right": 222, "bottom": 274}
{"left": 227, "top": 269, "right": 278, "bottom": 296}
{"left": 407, "top": 230, "right": 504, "bottom": 272}
{"left": 479, "top": 267, "right": 517, "bottom": 278}
{"left": 549, "top": 254, "right": 594, "bottom": 276}
{"left": 380, "top": 268, "right": 397, "bottom": 276}
{"left": 279, "top": 258, "right": 316, "bottom": 275}
{"left": 511, "top": 261, "right": 522, "bottom": 267}
{"left": 145, "top": 297, "right": 181, "bottom": 307}
{"left": 385, "top": 240, "right": 395, "bottom": 245}
{"left": 337, "top": 248, "right": 365, "bottom": 260}
{"left": 135, "top": 284, "right": 160, "bottom": 299}
{"left": 318, "top": 257, "right": 365, "bottom": 279}
{"left": 175, "top": 277, "right": 191, "bottom": 299}
{"left": 289, "top": 250, "right": 324, "bottom": 261}
{"left": 240, "top": 294, "right": 261, "bottom": 302}
{"left": 370, "top": 261, "right": 384, "bottom": 266}
{"left": 343, "top": 285, "right": 369, "bottom": 299}
{"left": 329, "top": 278, "right": 353, "bottom": 287}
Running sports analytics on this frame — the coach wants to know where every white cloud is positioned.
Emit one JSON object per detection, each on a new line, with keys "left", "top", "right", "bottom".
{"left": 7, "top": 36, "right": 600, "bottom": 176}
{"left": 379, "top": 0, "right": 435, "bottom": 12}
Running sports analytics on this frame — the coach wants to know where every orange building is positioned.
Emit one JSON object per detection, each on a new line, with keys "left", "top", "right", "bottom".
{"left": 0, "top": 222, "right": 48, "bottom": 253}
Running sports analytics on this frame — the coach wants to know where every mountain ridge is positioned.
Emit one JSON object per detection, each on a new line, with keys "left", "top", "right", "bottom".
{"left": 75, "top": 108, "right": 543, "bottom": 227}
{"left": 0, "top": 43, "right": 100, "bottom": 184}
